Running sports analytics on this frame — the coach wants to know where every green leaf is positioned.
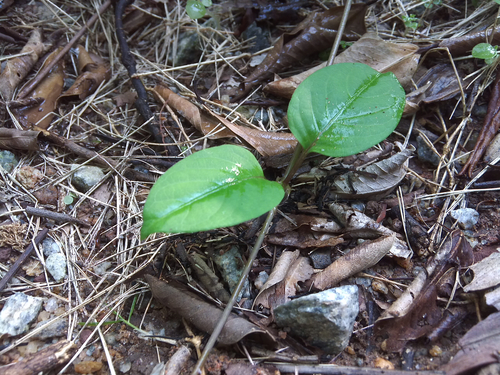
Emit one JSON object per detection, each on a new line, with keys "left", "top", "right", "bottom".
{"left": 472, "top": 43, "right": 498, "bottom": 60}
{"left": 200, "top": 0, "right": 212, "bottom": 6}
{"left": 186, "top": 0, "right": 206, "bottom": 19}
{"left": 287, "top": 63, "right": 405, "bottom": 157}
{"left": 141, "top": 145, "right": 284, "bottom": 238}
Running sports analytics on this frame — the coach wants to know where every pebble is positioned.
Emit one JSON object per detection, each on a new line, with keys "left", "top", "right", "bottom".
{"left": 119, "top": 361, "right": 132, "bottom": 373}
{"left": 374, "top": 357, "right": 395, "bottom": 370}
{"left": 372, "top": 280, "right": 389, "bottom": 295}
{"left": 42, "top": 237, "right": 62, "bottom": 257}
{"left": 212, "top": 246, "right": 251, "bottom": 299}
{"left": 274, "top": 285, "right": 359, "bottom": 354}
{"left": 44, "top": 297, "right": 59, "bottom": 312}
{"left": 71, "top": 165, "right": 105, "bottom": 192}
{"left": 16, "top": 166, "right": 44, "bottom": 189}
{"left": 451, "top": 208, "right": 479, "bottom": 229}
{"left": 46, "top": 252, "right": 67, "bottom": 282}
{"left": 93, "top": 261, "right": 112, "bottom": 276}
{"left": 417, "top": 135, "right": 441, "bottom": 166}
{"left": 429, "top": 345, "right": 443, "bottom": 357}
{"left": 34, "top": 317, "right": 68, "bottom": 339}
{"left": 0, "top": 293, "right": 43, "bottom": 336}
{"left": 0, "top": 150, "right": 18, "bottom": 172}
{"left": 254, "top": 271, "right": 269, "bottom": 290}
{"left": 74, "top": 361, "right": 103, "bottom": 374}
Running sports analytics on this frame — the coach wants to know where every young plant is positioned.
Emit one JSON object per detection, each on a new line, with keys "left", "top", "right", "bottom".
{"left": 402, "top": 14, "right": 419, "bottom": 31}
{"left": 186, "top": 0, "right": 212, "bottom": 19}
{"left": 472, "top": 42, "right": 499, "bottom": 64}
{"left": 141, "top": 63, "right": 405, "bottom": 239}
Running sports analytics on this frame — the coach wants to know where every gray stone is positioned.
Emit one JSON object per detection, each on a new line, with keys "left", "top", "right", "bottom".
{"left": 241, "top": 22, "right": 271, "bottom": 54}
{"left": 34, "top": 318, "right": 68, "bottom": 339}
{"left": 0, "top": 150, "right": 18, "bottom": 173}
{"left": 71, "top": 165, "right": 104, "bottom": 192}
{"left": 212, "top": 246, "right": 250, "bottom": 300}
{"left": 93, "top": 261, "right": 112, "bottom": 276}
{"left": 274, "top": 285, "right": 359, "bottom": 354}
{"left": 0, "top": 293, "right": 43, "bottom": 336}
{"left": 451, "top": 208, "right": 479, "bottom": 229}
{"left": 417, "top": 135, "right": 440, "bottom": 166}
{"left": 42, "top": 237, "right": 61, "bottom": 256}
{"left": 46, "top": 252, "right": 67, "bottom": 281}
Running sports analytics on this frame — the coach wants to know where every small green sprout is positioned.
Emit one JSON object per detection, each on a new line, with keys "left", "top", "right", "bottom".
{"left": 186, "top": 0, "right": 212, "bottom": 19}
{"left": 424, "top": 0, "right": 442, "bottom": 8}
{"left": 472, "top": 43, "right": 499, "bottom": 64}
{"left": 402, "top": 14, "right": 419, "bottom": 30}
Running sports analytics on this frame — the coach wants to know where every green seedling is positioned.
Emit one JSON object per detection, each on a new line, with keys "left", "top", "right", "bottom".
{"left": 402, "top": 14, "right": 419, "bottom": 30}
{"left": 141, "top": 63, "right": 405, "bottom": 238}
{"left": 472, "top": 42, "right": 499, "bottom": 64}
{"left": 186, "top": 0, "right": 212, "bottom": 19}
{"left": 424, "top": 0, "right": 442, "bottom": 8}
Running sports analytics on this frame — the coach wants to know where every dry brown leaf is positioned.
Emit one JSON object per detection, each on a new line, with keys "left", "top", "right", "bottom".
{"left": 153, "top": 85, "right": 297, "bottom": 156}
{"left": 265, "top": 32, "right": 419, "bottom": 99}
{"left": 245, "top": 4, "right": 367, "bottom": 87}
{"left": 267, "top": 231, "right": 343, "bottom": 249}
{"left": 463, "top": 251, "right": 500, "bottom": 292}
{"left": 208, "top": 110, "right": 297, "bottom": 157}
{"left": 272, "top": 214, "right": 343, "bottom": 234}
{"left": 145, "top": 275, "right": 270, "bottom": 345}
{"left": 329, "top": 144, "right": 415, "bottom": 199}
{"left": 311, "top": 234, "right": 396, "bottom": 290}
{"left": 254, "top": 250, "right": 314, "bottom": 311}
{"left": 153, "top": 85, "right": 233, "bottom": 139}
{"left": 14, "top": 48, "right": 65, "bottom": 130}
{"left": 441, "top": 312, "right": 500, "bottom": 375}
{"left": 0, "top": 128, "right": 40, "bottom": 151}
{"left": 187, "top": 252, "right": 231, "bottom": 303}
{"left": 57, "top": 45, "right": 111, "bottom": 104}
{"left": 113, "top": 91, "right": 137, "bottom": 107}
{"left": 329, "top": 202, "right": 411, "bottom": 259}
{"left": 0, "top": 29, "right": 48, "bottom": 101}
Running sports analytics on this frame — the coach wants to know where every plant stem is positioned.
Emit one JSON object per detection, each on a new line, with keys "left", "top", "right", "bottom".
{"left": 191, "top": 207, "right": 277, "bottom": 375}
{"left": 281, "top": 143, "right": 307, "bottom": 188}
{"left": 327, "top": 0, "right": 353, "bottom": 67}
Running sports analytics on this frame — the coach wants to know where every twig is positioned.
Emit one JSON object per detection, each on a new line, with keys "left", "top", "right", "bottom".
{"left": 327, "top": 0, "right": 353, "bottom": 66}
{"left": 37, "top": 127, "right": 156, "bottom": 182}
{"left": 0, "top": 228, "right": 49, "bottom": 294}
{"left": 271, "top": 363, "right": 445, "bottom": 375}
{"left": 16, "top": 0, "right": 113, "bottom": 99}
{"left": 191, "top": 208, "right": 277, "bottom": 375}
{"left": 25, "top": 206, "right": 91, "bottom": 227}
{"left": 114, "top": 0, "right": 178, "bottom": 155}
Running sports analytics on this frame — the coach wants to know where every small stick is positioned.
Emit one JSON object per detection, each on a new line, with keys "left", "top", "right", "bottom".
{"left": 25, "top": 206, "right": 91, "bottom": 227}
{"left": 16, "top": 0, "right": 113, "bottom": 99}
{"left": 0, "top": 228, "right": 49, "bottom": 294}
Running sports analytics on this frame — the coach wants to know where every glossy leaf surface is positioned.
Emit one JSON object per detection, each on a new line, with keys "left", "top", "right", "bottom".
{"left": 288, "top": 63, "right": 405, "bottom": 157}
{"left": 141, "top": 145, "right": 284, "bottom": 238}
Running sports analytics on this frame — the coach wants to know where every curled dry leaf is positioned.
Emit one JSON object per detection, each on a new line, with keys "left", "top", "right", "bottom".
{"left": 0, "top": 128, "right": 40, "bottom": 151}
{"left": 153, "top": 85, "right": 233, "bottom": 139}
{"left": 0, "top": 29, "right": 48, "bottom": 101}
{"left": 265, "top": 32, "right": 419, "bottom": 99}
{"left": 329, "top": 202, "right": 412, "bottom": 259}
{"left": 144, "top": 275, "right": 270, "bottom": 345}
{"left": 208, "top": 110, "right": 297, "bottom": 157}
{"left": 376, "top": 231, "right": 474, "bottom": 352}
{"left": 57, "top": 45, "right": 111, "bottom": 104}
{"left": 245, "top": 4, "right": 367, "bottom": 87}
{"left": 439, "top": 24, "right": 500, "bottom": 56}
{"left": 311, "top": 234, "right": 396, "bottom": 291}
{"left": 441, "top": 312, "right": 500, "bottom": 375}
{"left": 267, "top": 229, "right": 343, "bottom": 249}
{"left": 153, "top": 85, "right": 297, "bottom": 157}
{"left": 463, "top": 251, "right": 500, "bottom": 292}
{"left": 254, "top": 250, "right": 314, "bottom": 311}
{"left": 14, "top": 47, "right": 65, "bottom": 130}
{"left": 329, "top": 144, "right": 415, "bottom": 200}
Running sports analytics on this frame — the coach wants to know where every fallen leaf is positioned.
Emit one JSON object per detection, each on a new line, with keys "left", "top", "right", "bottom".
{"left": 153, "top": 85, "right": 233, "bottom": 139}
{"left": 254, "top": 250, "right": 314, "bottom": 311}
{"left": 0, "top": 128, "right": 40, "bottom": 151}
{"left": 244, "top": 4, "right": 367, "bottom": 87}
{"left": 113, "top": 91, "right": 137, "bottom": 107}
{"left": 265, "top": 32, "right": 419, "bottom": 98}
{"left": 441, "top": 312, "right": 500, "bottom": 375}
{"left": 329, "top": 144, "right": 415, "bottom": 199}
{"left": 311, "top": 234, "right": 396, "bottom": 290}
{"left": 375, "top": 231, "right": 474, "bottom": 352}
{"left": 0, "top": 29, "right": 48, "bottom": 101}
{"left": 144, "top": 274, "right": 270, "bottom": 345}
{"left": 57, "top": 45, "right": 111, "bottom": 104}
{"left": 14, "top": 47, "right": 65, "bottom": 130}
{"left": 267, "top": 230, "right": 343, "bottom": 249}
{"left": 208, "top": 110, "right": 297, "bottom": 157}
{"left": 187, "top": 252, "right": 231, "bottom": 303}
{"left": 463, "top": 251, "right": 500, "bottom": 292}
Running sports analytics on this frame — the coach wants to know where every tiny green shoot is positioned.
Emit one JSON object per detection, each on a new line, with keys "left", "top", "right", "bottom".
{"left": 472, "top": 43, "right": 499, "bottom": 64}
{"left": 424, "top": 0, "right": 442, "bottom": 8}
{"left": 402, "top": 14, "right": 419, "bottom": 30}
{"left": 186, "top": 0, "right": 211, "bottom": 19}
